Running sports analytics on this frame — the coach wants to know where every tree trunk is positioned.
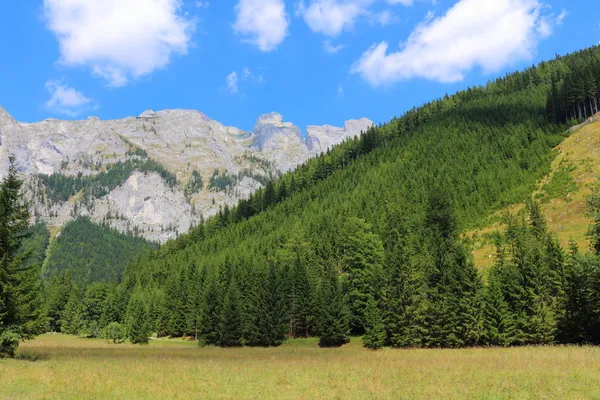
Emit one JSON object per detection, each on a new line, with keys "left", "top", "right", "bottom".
{"left": 578, "top": 102, "right": 583, "bottom": 120}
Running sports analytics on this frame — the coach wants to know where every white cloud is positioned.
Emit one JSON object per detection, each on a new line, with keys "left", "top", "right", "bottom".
{"left": 226, "top": 68, "right": 265, "bottom": 94}
{"left": 226, "top": 72, "right": 239, "bottom": 93}
{"left": 195, "top": 1, "right": 209, "bottom": 8}
{"left": 43, "top": 0, "right": 195, "bottom": 87}
{"left": 298, "top": 0, "right": 368, "bottom": 37}
{"left": 352, "top": 0, "right": 553, "bottom": 86}
{"left": 44, "top": 81, "right": 95, "bottom": 117}
{"left": 556, "top": 9, "right": 567, "bottom": 25}
{"left": 324, "top": 40, "right": 346, "bottom": 53}
{"left": 234, "top": 0, "right": 289, "bottom": 52}
{"left": 297, "top": 0, "right": 410, "bottom": 37}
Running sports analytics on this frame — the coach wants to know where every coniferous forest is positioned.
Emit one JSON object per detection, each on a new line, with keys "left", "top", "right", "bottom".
{"left": 5, "top": 46, "right": 600, "bottom": 356}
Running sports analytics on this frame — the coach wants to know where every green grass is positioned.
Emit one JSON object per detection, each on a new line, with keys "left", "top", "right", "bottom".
{"left": 470, "top": 119, "right": 600, "bottom": 269}
{"left": 1, "top": 334, "right": 600, "bottom": 399}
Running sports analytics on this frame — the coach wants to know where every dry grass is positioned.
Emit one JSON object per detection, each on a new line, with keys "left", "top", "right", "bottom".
{"left": 470, "top": 119, "right": 600, "bottom": 270}
{"left": 1, "top": 334, "right": 600, "bottom": 399}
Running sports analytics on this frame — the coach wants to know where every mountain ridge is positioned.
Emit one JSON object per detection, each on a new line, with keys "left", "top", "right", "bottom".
{"left": 0, "top": 105, "right": 373, "bottom": 242}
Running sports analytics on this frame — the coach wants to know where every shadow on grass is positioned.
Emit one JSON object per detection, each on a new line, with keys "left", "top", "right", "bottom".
{"left": 14, "top": 351, "right": 50, "bottom": 362}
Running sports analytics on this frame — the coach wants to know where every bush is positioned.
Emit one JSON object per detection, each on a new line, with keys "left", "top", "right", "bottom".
{"left": 0, "top": 330, "right": 21, "bottom": 358}
{"left": 103, "top": 322, "right": 126, "bottom": 344}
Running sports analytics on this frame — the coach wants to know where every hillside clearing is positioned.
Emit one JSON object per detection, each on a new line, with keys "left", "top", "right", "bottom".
{"left": 470, "top": 116, "right": 600, "bottom": 269}
{"left": 1, "top": 334, "right": 600, "bottom": 399}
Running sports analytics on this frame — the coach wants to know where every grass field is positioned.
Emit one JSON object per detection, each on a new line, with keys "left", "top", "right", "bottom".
{"left": 1, "top": 334, "right": 600, "bottom": 399}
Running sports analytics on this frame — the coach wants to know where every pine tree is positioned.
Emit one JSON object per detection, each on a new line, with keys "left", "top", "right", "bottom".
{"left": 317, "top": 265, "right": 349, "bottom": 348}
{"left": 340, "top": 217, "right": 384, "bottom": 334}
{"left": 60, "top": 289, "right": 82, "bottom": 335}
{"left": 125, "top": 292, "right": 151, "bottom": 345}
{"left": 0, "top": 157, "right": 43, "bottom": 357}
{"left": 263, "top": 263, "right": 287, "bottom": 346}
{"left": 362, "top": 296, "right": 386, "bottom": 349}
{"left": 381, "top": 202, "right": 425, "bottom": 348}
{"left": 198, "top": 276, "right": 221, "bottom": 346}
{"left": 219, "top": 278, "right": 243, "bottom": 347}
{"left": 482, "top": 271, "right": 516, "bottom": 346}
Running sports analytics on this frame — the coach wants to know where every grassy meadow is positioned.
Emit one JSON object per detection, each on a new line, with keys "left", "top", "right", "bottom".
{"left": 470, "top": 117, "right": 600, "bottom": 270}
{"left": 1, "top": 334, "right": 600, "bottom": 399}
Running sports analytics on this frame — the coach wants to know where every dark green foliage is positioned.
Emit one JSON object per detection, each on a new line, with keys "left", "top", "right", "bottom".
{"left": 125, "top": 292, "right": 151, "bottom": 344}
{"left": 43, "top": 217, "right": 154, "bottom": 286}
{"left": 482, "top": 269, "right": 517, "bottom": 346}
{"left": 317, "top": 265, "right": 350, "bottom": 348}
{"left": 340, "top": 217, "right": 384, "bottom": 334}
{"left": 546, "top": 52, "right": 600, "bottom": 123}
{"left": 0, "top": 157, "right": 44, "bottom": 357}
{"left": 208, "top": 169, "right": 234, "bottom": 192}
{"left": 103, "top": 322, "right": 125, "bottom": 344}
{"left": 198, "top": 276, "right": 221, "bottom": 346}
{"left": 184, "top": 170, "right": 204, "bottom": 197}
{"left": 219, "top": 279, "right": 243, "bottom": 347}
{"left": 37, "top": 157, "right": 177, "bottom": 205}
{"left": 44, "top": 271, "right": 77, "bottom": 332}
{"left": 363, "top": 296, "right": 386, "bottom": 350}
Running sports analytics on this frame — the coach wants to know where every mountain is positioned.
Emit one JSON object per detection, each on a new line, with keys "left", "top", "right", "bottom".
{"left": 0, "top": 107, "right": 372, "bottom": 242}
{"left": 41, "top": 46, "right": 600, "bottom": 349}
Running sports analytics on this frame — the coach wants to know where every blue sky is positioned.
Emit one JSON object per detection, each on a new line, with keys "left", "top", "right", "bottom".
{"left": 0, "top": 0, "right": 598, "bottom": 132}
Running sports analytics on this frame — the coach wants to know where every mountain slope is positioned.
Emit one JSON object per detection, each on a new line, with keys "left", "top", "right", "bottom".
{"left": 43, "top": 45, "right": 600, "bottom": 348}
{"left": 42, "top": 217, "right": 155, "bottom": 286}
{"left": 470, "top": 113, "right": 600, "bottom": 269}
{"left": 0, "top": 108, "right": 372, "bottom": 242}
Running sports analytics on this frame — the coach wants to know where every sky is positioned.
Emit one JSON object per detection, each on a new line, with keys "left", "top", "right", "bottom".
{"left": 0, "top": 0, "right": 598, "bottom": 133}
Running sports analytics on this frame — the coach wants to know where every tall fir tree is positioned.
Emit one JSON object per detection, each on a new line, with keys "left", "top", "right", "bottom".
{"left": 362, "top": 296, "right": 386, "bottom": 350}
{"left": 317, "top": 264, "right": 350, "bottom": 348}
{"left": 0, "top": 157, "right": 43, "bottom": 357}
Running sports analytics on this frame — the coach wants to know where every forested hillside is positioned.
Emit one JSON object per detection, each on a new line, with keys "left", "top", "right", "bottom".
{"left": 43, "top": 46, "right": 600, "bottom": 348}
{"left": 42, "top": 217, "right": 155, "bottom": 286}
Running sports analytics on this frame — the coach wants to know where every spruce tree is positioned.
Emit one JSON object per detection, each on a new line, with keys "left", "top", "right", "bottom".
{"left": 339, "top": 217, "right": 384, "bottom": 334}
{"left": 0, "top": 157, "right": 43, "bottom": 357}
{"left": 198, "top": 276, "right": 221, "bottom": 346}
{"left": 317, "top": 265, "right": 349, "bottom": 348}
{"left": 219, "top": 278, "right": 243, "bottom": 347}
{"left": 482, "top": 270, "right": 516, "bottom": 346}
{"left": 125, "top": 292, "right": 151, "bottom": 345}
{"left": 363, "top": 296, "right": 386, "bottom": 349}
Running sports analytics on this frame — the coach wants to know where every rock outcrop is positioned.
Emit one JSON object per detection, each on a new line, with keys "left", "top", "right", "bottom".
{"left": 0, "top": 106, "right": 373, "bottom": 242}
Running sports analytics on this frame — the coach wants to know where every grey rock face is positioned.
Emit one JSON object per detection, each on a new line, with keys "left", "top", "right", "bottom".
{"left": 0, "top": 106, "right": 373, "bottom": 242}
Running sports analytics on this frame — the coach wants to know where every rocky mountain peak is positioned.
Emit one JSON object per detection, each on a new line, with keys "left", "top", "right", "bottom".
{"left": 0, "top": 105, "right": 373, "bottom": 242}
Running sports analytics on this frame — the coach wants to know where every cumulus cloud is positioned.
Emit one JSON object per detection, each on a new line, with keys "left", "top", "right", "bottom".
{"left": 297, "top": 0, "right": 410, "bottom": 37}
{"left": 44, "top": 81, "right": 96, "bottom": 117}
{"left": 43, "top": 0, "right": 195, "bottom": 87}
{"left": 352, "top": 0, "right": 554, "bottom": 86}
{"left": 234, "top": 0, "right": 289, "bottom": 52}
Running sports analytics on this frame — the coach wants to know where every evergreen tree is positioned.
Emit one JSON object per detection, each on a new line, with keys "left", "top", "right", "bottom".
{"left": 340, "top": 217, "right": 384, "bottom": 334}
{"left": 219, "top": 278, "right": 243, "bottom": 347}
{"left": 317, "top": 265, "right": 350, "bottom": 348}
{"left": 0, "top": 157, "right": 42, "bottom": 357}
{"left": 198, "top": 276, "right": 221, "bottom": 346}
{"left": 125, "top": 291, "right": 151, "bottom": 345}
{"left": 362, "top": 296, "right": 386, "bottom": 350}
{"left": 60, "top": 289, "right": 82, "bottom": 335}
{"left": 482, "top": 270, "right": 516, "bottom": 346}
